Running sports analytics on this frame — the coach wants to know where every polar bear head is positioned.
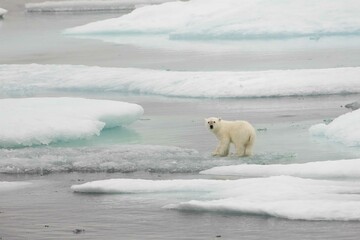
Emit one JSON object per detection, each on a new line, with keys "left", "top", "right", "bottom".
{"left": 205, "top": 117, "right": 221, "bottom": 131}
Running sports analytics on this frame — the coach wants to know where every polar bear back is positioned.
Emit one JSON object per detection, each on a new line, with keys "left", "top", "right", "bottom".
{"left": 215, "top": 120, "right": 255, "bottom": 144}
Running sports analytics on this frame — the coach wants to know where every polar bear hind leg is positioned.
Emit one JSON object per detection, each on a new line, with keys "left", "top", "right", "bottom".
{"left": 235, "top": 144, "right": 246, "bottom": 157}
{"left": 233, "top": 133, "right": 254, "bottom": 157}
{"left": 244, "top": 135, "right": 255, "bottom": 156}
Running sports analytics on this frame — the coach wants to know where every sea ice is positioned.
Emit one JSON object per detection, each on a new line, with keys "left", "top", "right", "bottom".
{"left": 1, "top": 64, "right": 360, "bottom": 98}
{"left": 26, "top": 0, "right": 177, "bottom": 12}
{"left": 310, "top": 109, "right": 360, "bottom": 146}
{"left": 64, "top": 0, "right": 360, "bottom": 39}
{"left": 0, "top": 97, "right": 143, "bottom": 147}
{"left": 71, "top": 178, "right": 224, "bottom": 194}
{"left": 200, "top": 159, "right": 360, "bottom": 179}
{"left": 72, "top": 176, "right": 360, "bottom": 221}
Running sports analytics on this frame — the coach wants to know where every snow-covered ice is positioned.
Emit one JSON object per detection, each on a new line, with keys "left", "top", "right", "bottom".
{"left": 1, "top": 64, "right": 360, "bottom": 98}
{"left": 310, "top": 108, "right": 360, "bottom": 146}
{"left": 200, "top": 159, "right": 360, "bottom": 179}
{"left": 0, "top": 181, "right": 31, "bottom": 192}
{"left": 26, "top": 0, "right": 177, "bottom": 12}
{"left": 72, "top": 176, "right": 360, "bottom": 221}
{"left": 0, "top": 98, "right": 143, "bottom": 147}
{"left": 0, "top": 8, "right": 7, "bottom": 17}
{"left": 65, "top": 0, "right": 360, "bottom": 39}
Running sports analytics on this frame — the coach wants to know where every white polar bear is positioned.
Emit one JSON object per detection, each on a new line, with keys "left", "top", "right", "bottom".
{"left": 205, "top": 117, "right": 256, "bottom": 157}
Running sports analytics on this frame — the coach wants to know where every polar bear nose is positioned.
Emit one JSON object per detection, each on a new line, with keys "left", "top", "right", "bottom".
{"left": 210, "top": 125, "right": 213, "bottom": 129}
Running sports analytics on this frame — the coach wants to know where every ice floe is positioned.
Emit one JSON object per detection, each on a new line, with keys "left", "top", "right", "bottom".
{"left": 72, "top": 176, "right": 360, "bottom": 221}
{"left": 71, "top": 178, "right": 223, "bottom": 194}
{"left": 0, "top": 98, "right": 143, "bottom": 148}
{"left": 0, "top": 181, "right": 31, "bottom": 192}
{"left": 64, "top": 0, "right": 360, "bottom": 39}
{"left": 310, "top": 109, "right": 360, "bottom": 147}
{"left": 1, "top": 64, "right": 360, "bottom": 98}
{"left": 26, "top": 0, "right": 177, "bottom": 12}
{"left": 200, "top": 159, "right": 360, "bottom": 179}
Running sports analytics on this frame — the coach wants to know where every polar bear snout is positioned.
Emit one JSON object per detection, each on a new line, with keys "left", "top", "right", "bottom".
{"left": 210, "top": 125, "right": 214, "bottom": 129}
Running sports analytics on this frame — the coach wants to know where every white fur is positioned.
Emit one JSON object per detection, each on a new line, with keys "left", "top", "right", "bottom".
{"left": 205, "top": 117, "right": 256, "bottom": 157}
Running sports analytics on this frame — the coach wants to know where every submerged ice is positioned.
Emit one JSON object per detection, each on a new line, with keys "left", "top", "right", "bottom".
{"left": 65, "top": 0, "right": 360, "bottom": 39}
{"left": 0, "top": 98, "right": 143, "bottom": 147}
{"left": 2, "top": 64, "right": 360, "bottom": 98}
{"left": 72, "top": 176, "right": 360, "bottom": 221}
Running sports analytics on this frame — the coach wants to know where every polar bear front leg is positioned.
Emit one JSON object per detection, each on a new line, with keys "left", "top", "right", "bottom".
{"left": 212, "top": 144, "right": 221, "bottom": 156}
{"left": 216, "top": 138, "right": 230, "bottom": 157}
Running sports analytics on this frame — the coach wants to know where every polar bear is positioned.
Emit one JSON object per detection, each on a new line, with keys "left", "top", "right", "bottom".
{"left": 205, "top": 117, "right": 256, "bottom": 157}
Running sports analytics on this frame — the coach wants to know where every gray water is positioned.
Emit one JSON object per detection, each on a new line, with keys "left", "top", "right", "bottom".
{"left": 1, "top": 1, "right": 360, "bottom": 239}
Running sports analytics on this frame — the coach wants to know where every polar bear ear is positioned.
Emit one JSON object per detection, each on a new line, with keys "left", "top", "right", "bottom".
{"left": 204, "top": 118, "right": 208, "bottom": 123}
{"left": 218, "top": 118, "right": 222, "bottom": 122}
